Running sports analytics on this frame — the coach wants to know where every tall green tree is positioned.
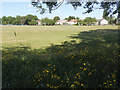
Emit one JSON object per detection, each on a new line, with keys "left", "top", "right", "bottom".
{"left": 15, "top": 15, "right": 21, "bottom": 25}
{"left": 0, "top": 18, "right": 2, "bottom": 24}
{"left": 84, "top": 17, "right": 97, "bottom": 25}
{"left": 41, "top": 17, "right": 55, "bottom": 26}
{"left": 29, "top": 19, "right": 38, "bottom": 25}
{"left": 53, "top": 16, "right": 60, "bottom": 22}
{"left": 67, "top": 16, "right": 75, "bottom": 21}
{"left": 21, "top": 16, "right": 26, "bottom": 25}
{"left": 25, "top": 14, "right": 38, "bottom": 25}
{"left": 6, "top": 16, "right": 13, "bottom": 24}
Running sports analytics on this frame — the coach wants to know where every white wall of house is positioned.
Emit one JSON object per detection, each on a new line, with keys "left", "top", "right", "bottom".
{"left": 100, "top": 19, "right": 108, "bottom": 25}
{"left": 38, "top": 21, "right": 41, "bottom": 25}
{"left": 56, "top": 22, "right": 63, "bottom": 25}
{"left": 67, "top": 22, "right": 77, "bottom": 25}
{"left": 56, "top": 20, "right": 68, "bottom": 25}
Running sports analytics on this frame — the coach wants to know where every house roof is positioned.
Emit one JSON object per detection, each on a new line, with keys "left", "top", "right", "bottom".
{"left": 57, "top": 20, "right": 68, "bottom": 22}
{"left": 69, "top": 19, "right": 77, "bottom": 22}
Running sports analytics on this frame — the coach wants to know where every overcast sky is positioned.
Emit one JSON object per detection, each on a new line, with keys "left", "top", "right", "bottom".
{"left": 1, "top": 1, "right": 116, "bottom": 20}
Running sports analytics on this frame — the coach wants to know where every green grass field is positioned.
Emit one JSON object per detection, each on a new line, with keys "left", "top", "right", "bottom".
{"left": 2, "top": 25, "right": 120, "bottom": 88}
{"left": 2, "top": 25, "right": 118, "bottom": 49}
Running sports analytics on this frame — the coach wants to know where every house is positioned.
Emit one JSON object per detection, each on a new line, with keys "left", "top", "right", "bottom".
{"left": 37, "top": 20, "right": 41, "bottom": 25}
{"left": 67, "top": 19, "right": 77, "bottom": 25}
{"left": 95, "top": 19, "right": 101, "bottom": 25}
{"left": 99, "top": 19, "right": 108, "bottom": 25}
{"left": 56, "top": 20, "right": 68, "bottom": 25}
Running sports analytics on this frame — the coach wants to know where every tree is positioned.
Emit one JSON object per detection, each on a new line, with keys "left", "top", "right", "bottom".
{"left": 0, "top": 18, "right": 2, "bottom": 24}
{"left": 21, "top": 16, "right": 26, "bottom": 25}
{"left": 84, "top": 17, "right": 97, "bottom": 25}
{"left": 29, "top": 19, "right": 38, "bottom": 25}
{"left": 105, "top": 15, "right": 116, "bottom": 25}
{"left": 67, "top": 16, "right": 75, "bottom": 21}
{"left": 77, "top": 20, "right": 84, "bottom": 25}
{"left": 2, "top": 16, "right": 7, "bottom": 24}
{"left": 53, "top": 16, "right": 60, "bottom": 22}
{"left": 31, "top": 1, "right": 120, "bottom": 19}
{"left": 6, "top": 16, "right": 13, "bottom": 24}
{"left": 25, "top": 14, "right": 38, "bottom": 25}
{"left": 41, "top": 17, "right": 55, "bottom": 26}
{"left": 15, "top": 15, "right": 21, "bottom": 25}
{"left": 76, "top": 17, "right": 79, "bottom": 20}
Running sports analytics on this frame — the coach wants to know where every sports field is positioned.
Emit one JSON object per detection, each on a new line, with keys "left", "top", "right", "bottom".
{"left": 2, "top": 25, "right": 118, "bottom": 49}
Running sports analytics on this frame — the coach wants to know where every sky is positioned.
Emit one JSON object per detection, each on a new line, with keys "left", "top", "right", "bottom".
{"left": 0, "top": 1, "right": 107, "bottom": 20}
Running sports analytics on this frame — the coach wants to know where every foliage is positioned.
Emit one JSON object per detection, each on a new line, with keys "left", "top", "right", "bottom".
{"left": 2, "top": 28, "right": 119, "bottom": 88}
{"left": 1, "top": 14, "right": 38, "bottom": 25}
{"left": 77, "top": 20, "right": 84, "bottom": 25}
{"left": 28, "top": 19, "right": 38, "bottom": 25}
{"left": 84, "top": 17, "right": 97, "bottom": 25}
{"left": 31, "top": 1, "right": 119, "bottom": 18}
{"left": 67, "top": 16, "right": 75, "bottom": 21}
{"left": 53, "top": 16, "right": 60, "bottom": 22}
{"left": 41, "top": 18, "right": 55, "bottom": 25}
{"left": 0, "top": 18, "right": 2, "bottom": 24}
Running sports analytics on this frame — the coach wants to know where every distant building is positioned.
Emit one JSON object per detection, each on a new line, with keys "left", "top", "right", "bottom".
{"left": 95, "top": 19, "right": 101, "bottom": 25}
{"left": 99, "top": 19, "right": 108, "bottom": 25}
{"left": 56, "top": 20, "right": 68, "bottom": 25}
{"left": 38, "top": 20, "right": 41, "bottom": 25}
{"left": 67, "top": 19, "right": 77, "bottom": 25}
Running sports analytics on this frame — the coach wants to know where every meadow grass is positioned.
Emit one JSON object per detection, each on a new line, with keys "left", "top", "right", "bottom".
{"left": 2, "top": 25, "right": 120, "bottom": 88}
{"left": 2, "top": 25, "right": 118, "bottom": 49}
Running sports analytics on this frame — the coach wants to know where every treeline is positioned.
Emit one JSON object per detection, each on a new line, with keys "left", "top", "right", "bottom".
{"left": 41, "top": 16, "right": 60, "bottom": 26}
{"left": 1, "top": 14, "right": 38, "bottom": 25}
{"left": 0, "top": 15, "right": 117, "bottom": 26}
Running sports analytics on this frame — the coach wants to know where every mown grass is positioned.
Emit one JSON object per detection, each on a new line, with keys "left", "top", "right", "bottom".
{"left": 2, "top": 26, "right": 120, "bottom": 88}
{"left": 2, "top": 25, "right": 118, "bottom": 49}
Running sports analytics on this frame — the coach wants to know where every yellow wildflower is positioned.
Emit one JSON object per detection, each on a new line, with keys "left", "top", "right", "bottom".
{"left": 71, "top": 84, "right": 75, "bottom": 87}
{"left": 89, "top": 72, "right": 92, "bottom": 75}
{"left": 103, "top": 82, "right": 106, "bottom": 84}
{"left": 81, "top": 83, "right": 84, "bottom": 86}
{"left": 51, "top": 75, "right": 54, "bottom": 78}
{"left": 48, "top": 64, "right": 51, "bottom": 66}
{"left": 67, "top": 77, "right": 69, "bottom": 80}
{"left": 84, "top": 63, "right": 86, "bottom": 65}
{"left": 46, "top": 70, "right": 49, "bottom": 73}
{"left": 57, "top": 76, "right": 60, "bottom": 79}
{"left": 80, "top": 67, "right": 83, "bottom": 69}
{"left": 83, "top": 68, "right": 87, "bottom": 71}
{"left": 114, "top": 80, "right": 116, "bottom": 82}
{"left": 76, "top": 73, "right": 79, "bottom": 76}
{"left": 47, "top": 84, "right": 50, "bottom": 87}
{"left": 110, "top": 84, "right": 112, "bottom": 86}
{"left": 74, "top": 81, "right": 78, "bottom": 83}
